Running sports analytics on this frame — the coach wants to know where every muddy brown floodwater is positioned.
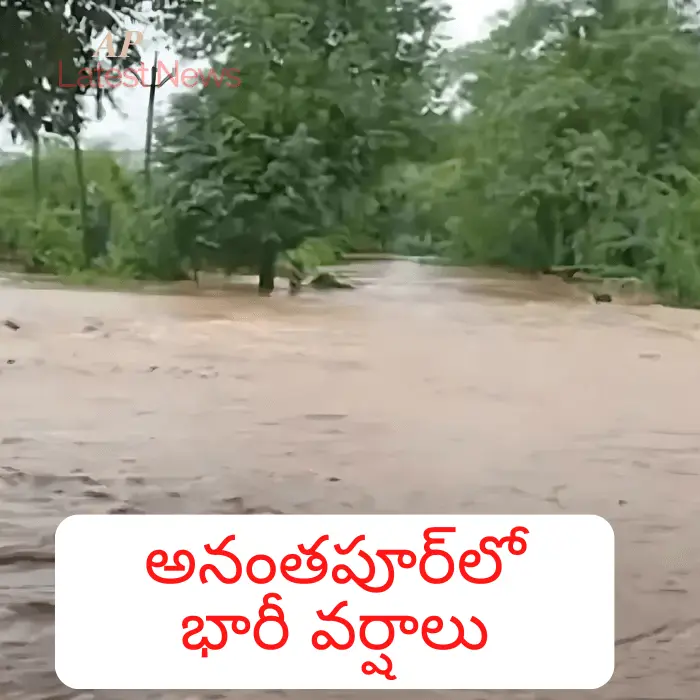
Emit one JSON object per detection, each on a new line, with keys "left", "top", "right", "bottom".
{"left": 1, "top": 260, "right": 699, "bottom": 699}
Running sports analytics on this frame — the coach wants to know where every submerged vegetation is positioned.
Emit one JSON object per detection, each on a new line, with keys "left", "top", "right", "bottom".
{"left": 3, "top": 0, "right": 700, "bottom": 304}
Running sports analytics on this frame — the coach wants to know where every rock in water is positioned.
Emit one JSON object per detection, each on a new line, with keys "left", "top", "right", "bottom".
{"left": 310, "top": 272, "right": 354, "bottom": 290}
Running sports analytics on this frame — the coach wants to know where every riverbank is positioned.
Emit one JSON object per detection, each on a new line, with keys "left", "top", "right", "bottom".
{"left": 0, "top": 256, "right": 657, "bottom": 308}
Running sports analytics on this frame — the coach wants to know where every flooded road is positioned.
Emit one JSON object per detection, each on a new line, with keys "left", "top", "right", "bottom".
{"left": 1, "top": 260, "right": 699, "bottom": 699}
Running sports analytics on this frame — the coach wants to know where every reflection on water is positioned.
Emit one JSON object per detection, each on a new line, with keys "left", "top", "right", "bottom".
{"left": 1, "top": 261, "right": 700, "bottom": 699}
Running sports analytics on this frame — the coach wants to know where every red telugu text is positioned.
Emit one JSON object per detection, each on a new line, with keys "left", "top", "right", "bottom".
{"left": 181, "top": 593, "right": 487, "bottom": 681}
{"left": 146, "top": 526, "right": 529, "bottom": 591}
{"left": 148, "top": 525, "right": 528, "bottom": 680}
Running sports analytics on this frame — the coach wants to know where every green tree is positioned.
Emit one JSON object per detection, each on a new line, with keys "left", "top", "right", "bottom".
{"left": 417, "top": 0, "right": 700, "bottom": 304}
{"left": 156, "top": 0, "right": 449, "bottom": 291}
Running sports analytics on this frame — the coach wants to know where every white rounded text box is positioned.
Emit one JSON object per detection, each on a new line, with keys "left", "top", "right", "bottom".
{"left": 55, "top": 514, "right": 614, "bottom": 689}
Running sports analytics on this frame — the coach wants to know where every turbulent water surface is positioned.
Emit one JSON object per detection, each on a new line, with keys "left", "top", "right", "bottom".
{"left": 1, "top": 261, "right": 699, "bottom": 698}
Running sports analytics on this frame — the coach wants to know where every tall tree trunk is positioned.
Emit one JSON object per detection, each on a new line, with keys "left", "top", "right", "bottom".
{"left": 31, "top": 136, "right": 40, "bottom": 207}
{"left": 71, "top": 134, "right": 91, "bottom": 267}
{"left": 27, "top": 135, "right": 43, "bottom": 272}
{"left": 258, "top": 238, "right": 277, "bottom": 295}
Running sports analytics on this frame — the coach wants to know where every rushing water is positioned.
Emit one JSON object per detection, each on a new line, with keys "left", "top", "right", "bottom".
{"left": 1, "top": 261, "right": 699, "bottom": 699}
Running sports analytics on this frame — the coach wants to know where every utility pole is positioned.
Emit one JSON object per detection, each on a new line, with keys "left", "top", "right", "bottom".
{"left": 124, "top": 51, "right": 173, "bottom": 196}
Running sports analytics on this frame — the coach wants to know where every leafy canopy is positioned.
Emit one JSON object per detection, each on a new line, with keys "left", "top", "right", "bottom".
{"left": 156, "top": 0, "right": 450, "bottom": 271}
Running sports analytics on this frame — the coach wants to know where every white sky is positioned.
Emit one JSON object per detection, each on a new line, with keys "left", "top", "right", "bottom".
{"left": 0, "top": 1, "right": 514, "bottom": 152}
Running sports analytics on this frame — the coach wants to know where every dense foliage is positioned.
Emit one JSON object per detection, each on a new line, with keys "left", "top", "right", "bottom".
{"left": 5, "top": 0, "right": 700, "bottom": 305}
{"left": 0, "top": 145, "right": 183, "bottom": 278}
{"left": 420, "top": 0, "right": 700, "bottom": 305}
